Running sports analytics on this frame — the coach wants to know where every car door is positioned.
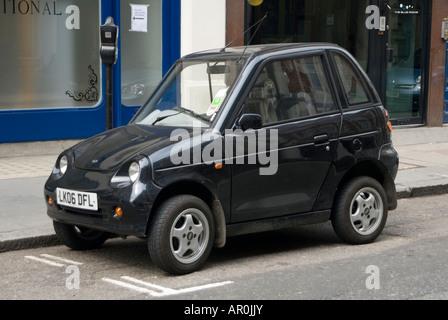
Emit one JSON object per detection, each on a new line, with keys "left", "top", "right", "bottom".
{"left": 330, "top": 50, "right": 383, "bottom": 160}
{"left": 228, "top": 52, "right": 342, "bottom": 223}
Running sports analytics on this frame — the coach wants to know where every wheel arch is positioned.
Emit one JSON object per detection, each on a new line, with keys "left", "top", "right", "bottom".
{"left": 148, "top": 180, "right": 227, "bottom": 248}
{"left": 336, "top": 160, "right": 397, "bottom": 211}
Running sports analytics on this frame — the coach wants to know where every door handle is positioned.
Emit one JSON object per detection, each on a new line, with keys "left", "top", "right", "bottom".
{"left": 314, "top": 134, "right": 329, "bottom": 145}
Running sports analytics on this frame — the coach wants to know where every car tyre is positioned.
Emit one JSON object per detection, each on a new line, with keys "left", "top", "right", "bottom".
{"left": 148, "top": 195, "right": 215, "bottom": 275}
{"left": 331, "top": 177, "right": 388, "bottom": 244}
{"left": 53, "top": 221, "right": 110, "bottom": 250}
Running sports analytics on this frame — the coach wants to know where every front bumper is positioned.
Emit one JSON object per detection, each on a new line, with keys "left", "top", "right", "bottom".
{"left": 44, "top": 158, "right": 161, "bottom": 237}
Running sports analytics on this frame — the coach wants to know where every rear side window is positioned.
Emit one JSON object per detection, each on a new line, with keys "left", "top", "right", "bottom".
{"left": 242, "top": 54, "right": 337, "bottom": 125}
{"left": 333, "top": 53, "right": 370, "bottom": 106}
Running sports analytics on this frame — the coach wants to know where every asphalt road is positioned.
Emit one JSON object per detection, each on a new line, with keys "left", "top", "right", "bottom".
{"left": 1, "top": 194, "right": 448, "bottom": 302}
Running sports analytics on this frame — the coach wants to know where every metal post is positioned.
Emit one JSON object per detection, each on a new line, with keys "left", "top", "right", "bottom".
{"left": 105, "top": 64, "right": 113, "bottom": 131}
{"left": 444, "top": 41, "right": 448, "bottom": 123}
{"left": 100, "top": 17, "right": 118, "bottom": 131}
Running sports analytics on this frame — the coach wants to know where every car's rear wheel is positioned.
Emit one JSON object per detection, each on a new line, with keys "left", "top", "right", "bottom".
{"left": 53, "top": 221, "right": 110, "bottom": 250}
{"left": 148, "top": 195, "right": 215, "bottom": 275}
{"left": 331, "top": 177, "right": 388, "bottom": 244}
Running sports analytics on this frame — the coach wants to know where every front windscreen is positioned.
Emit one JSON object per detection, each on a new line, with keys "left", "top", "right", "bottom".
{"left": 131, "top": 58, "right": 244, "bottom": 128}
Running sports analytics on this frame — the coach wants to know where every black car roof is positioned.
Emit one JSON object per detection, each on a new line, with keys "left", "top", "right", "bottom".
{"left": 181, "top": 43, "right": 343, "bottom": 61}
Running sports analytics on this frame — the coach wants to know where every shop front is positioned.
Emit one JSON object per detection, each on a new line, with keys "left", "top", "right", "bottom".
{"left": 0, "top": 0, "right": 180, "bottom": 143}
{"left": 244, "top": 0, "right": 430, "bottom": 126}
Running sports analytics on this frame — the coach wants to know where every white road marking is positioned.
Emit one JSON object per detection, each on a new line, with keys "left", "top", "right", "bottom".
{"left": 102, "top": 278, "right": 161, "bottom": 296}
{"left": 40, "top": 254, "right": 83, "bottom": 265}
{"left": 25, "top": 254, "right": 83, "bottom": 267}
{"left": 171, "top": 280, "right": 234, "bottom": 295}
{"left": 121, "top": 276, "right": 177, "bottom": 295}
{"left": 102, "top": 276, "right": 233, "bottom": 297}
{"left": 25, "top": 256, "right": 65, "bottom": 267}
{"left": 25, "top": 253, "right": 233, "bottom": 297}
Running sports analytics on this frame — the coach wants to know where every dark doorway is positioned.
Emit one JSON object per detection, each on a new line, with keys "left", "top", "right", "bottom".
{"left": 244, "top": 0, "right": 428, "bottom": 125}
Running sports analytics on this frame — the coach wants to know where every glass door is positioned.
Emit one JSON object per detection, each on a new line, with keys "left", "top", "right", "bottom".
{"left": 119, "top": 0, "right": 162, "bottom": 122}
{"left": 385, "top": 0, "right": 424, "bottom": 123}
{"left": 118, "top": 0, "right": 180, "bottom": 126}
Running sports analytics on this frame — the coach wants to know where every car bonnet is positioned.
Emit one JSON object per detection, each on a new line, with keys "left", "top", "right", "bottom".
{"left": 71, "top": 124, "right": 176, "bottom": 171}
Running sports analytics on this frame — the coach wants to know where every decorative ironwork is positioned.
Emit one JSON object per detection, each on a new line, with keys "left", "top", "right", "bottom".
{"left": 66, "top": 65, "right": 99, "bottom": 102}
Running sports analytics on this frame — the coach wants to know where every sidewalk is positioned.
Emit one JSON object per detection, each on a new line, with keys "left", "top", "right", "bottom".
{"left": 392, "top": 126, "right": 448, "bottom": 198}
{"left": 1, "top": 126, "right": 448, "bottom": 252}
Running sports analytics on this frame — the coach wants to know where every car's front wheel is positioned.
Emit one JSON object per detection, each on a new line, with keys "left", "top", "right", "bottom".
{"left": 331, "top": 177, "right": 388, "bottom": 244}
{"left": 148, "top": 195, "right": 215, "bottom": 275}
{"left": 53, "top": 221, "right": 110, "bottom": 250}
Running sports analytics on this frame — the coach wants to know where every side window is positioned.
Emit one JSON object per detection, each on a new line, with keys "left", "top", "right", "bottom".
{"left": 242, "top": 68, "right": 279, "bottom": 125}
{"left": 242, "top": 55, "right": 336, "bottom": 125}
{"left": 333, "top": 53, "right": 370, "bottom": 106}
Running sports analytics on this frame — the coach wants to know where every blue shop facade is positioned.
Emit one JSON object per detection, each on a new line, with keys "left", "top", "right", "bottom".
{"left": 2, "top": 0, "right": 447, "bottom": 143}
{"left": 0, "top": 0, "right": 180, "bottom": 143}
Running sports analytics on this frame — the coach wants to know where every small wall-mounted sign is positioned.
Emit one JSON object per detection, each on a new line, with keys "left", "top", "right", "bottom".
{"left": 130, "top": 4, "right": 149, "bottom": 33}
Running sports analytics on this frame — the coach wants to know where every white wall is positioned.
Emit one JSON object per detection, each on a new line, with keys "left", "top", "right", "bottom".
{"left": 181, "top": 0, "right": 226, "bottom": 56}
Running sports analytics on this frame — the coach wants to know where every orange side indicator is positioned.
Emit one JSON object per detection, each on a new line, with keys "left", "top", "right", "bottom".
{"left": 387, "top": 121, "right": 393, "bottom": 132}
{"left": 215, "top": 163, "right": 223, "bottom": 170}
{"left": 115, "top": 207, "right": 123, "bottom": 217}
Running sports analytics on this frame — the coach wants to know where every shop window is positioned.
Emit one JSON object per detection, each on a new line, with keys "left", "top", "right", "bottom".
{"left": 385, "top": 0, "right": 423, "bottom": 120}
{"left": 120, "top": 0, "right": 162, "bottom": 107}
{"left": 0, "top": 1, "right": 101, "bottom": 110}
{"left": 245, "top": 0, "right": 370, "bottom": 71}
{"left": 242, "top": 55, "right": 336, "bottom": 125}
{"left": 332, "top": 53, "right": 369, "bottom": 106}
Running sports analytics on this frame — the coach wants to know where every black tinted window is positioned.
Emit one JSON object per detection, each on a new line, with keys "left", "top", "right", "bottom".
{"left": 242, "top": 55, "right": 336, "bottom": 125}
{"left": 333, "top": 53, "right": 370, "bottom": 106}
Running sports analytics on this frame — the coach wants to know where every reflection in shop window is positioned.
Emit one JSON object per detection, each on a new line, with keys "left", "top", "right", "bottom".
{"left": 0, "top": 1, "right": 101, "bottom": 110}
{"left": 385, "top": 0, "right": 423, "bottom": 119}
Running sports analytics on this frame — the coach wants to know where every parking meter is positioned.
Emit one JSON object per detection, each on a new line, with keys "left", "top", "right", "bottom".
{"left": 100, "top": 17, "right": 118, "bottom": 65}
{"left": 100, "top": 17, "right": 119, "bottom": 130}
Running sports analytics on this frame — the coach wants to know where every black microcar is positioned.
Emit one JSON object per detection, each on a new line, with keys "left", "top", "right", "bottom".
{"left": 44, "top": 43, "right": 399, "bottom": 275}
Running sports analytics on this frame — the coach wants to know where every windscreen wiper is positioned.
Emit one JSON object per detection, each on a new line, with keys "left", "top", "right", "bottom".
{"left": 174, "top": 106, "right": 211, "bottom": 123}
{"left": 151, "top": 112, "right": 180, "bottom": 125}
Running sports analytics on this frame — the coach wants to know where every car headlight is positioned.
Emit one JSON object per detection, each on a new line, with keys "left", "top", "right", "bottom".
{"left": 415, "top": 75, "right": 421, "bottom": 84}
{"left": 59, "top": 155, "right": 68, "bottom": 175}
{"left": 128, "top": 161, "right": 140, "bottom": 183}
{"left": 111, "top": 161, "right": 141, "bottom": 188}
{"left": 413, "top": 75, "right": 421, "bottom": 92}
{"left": 111, "top": 158, "right": 148, "bottom": 188}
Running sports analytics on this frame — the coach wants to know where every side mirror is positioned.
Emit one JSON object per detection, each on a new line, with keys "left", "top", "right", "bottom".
{"left": 237, "top": 114, "right": 262, "bottom": 131}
